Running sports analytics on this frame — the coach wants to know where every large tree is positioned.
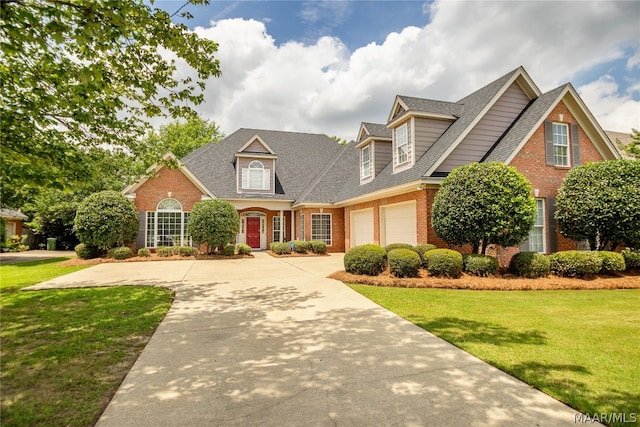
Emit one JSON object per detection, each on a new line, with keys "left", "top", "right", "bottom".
{"left": 432, "top": 162, "right": 536, "bottom": 254}
{"left": 555, "top": 160, "right": 640, "bottom": 250}
{"left": 0, "top": 0, "right": 220, "bottom": 206}
{"left": 142, "top": 116, "right": 224, "bottom": 160}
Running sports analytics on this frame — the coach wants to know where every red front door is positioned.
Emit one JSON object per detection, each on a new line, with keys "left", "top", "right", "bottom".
{"left": 246, "top": 217, "right": 261, "bottom": 248}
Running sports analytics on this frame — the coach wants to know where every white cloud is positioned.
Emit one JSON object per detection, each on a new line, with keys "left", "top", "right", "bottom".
{"left": 179, "top": 0, "right": 640, "bottom": 140}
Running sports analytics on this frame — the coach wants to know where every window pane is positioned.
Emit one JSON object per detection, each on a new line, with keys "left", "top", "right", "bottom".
{"left": 299, "top": 214, "right": 305, "bottom": 240}
{"left": 311, "top": 214, "right": 331, "bottom": 246}
{"left": 146, "top": 212, "right": 156, "bottom": 247}
{"left": 362, "top": 146, "right": 371, "bottom": 177}
{"left": 157, "top": 198, "right": 181, "bottom": 211}
{"left": 552, "top": 123, "right": 569, "bottom": 166}
{"left": 273, "top": 216, "right": 285, "bottom": 242}
{"left": 396, "top": 124, "right": 408, "bottom": 164}
{"left": 157, "top": 212, "right": 181, "bottom": 246}
{"left": 528, "top": 199, "right": 544, "bottom": 253}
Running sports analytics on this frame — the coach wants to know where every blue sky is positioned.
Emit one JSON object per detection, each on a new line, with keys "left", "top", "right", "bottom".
{"left": 155, "top": 0, "right": 640, "bottom": 139}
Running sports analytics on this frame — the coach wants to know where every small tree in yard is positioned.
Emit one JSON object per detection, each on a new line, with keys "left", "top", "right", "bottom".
{"left": 555, "top": 160, "right": 640, "bottom": 250}
{"left": 74, "top": 191, "right": 138, "bottom": 250}
{"left": 432, "top": 162, "right": 536, "bottom": 255}
{"left": 188, "top": 200, "right": 239, "bottom": 254}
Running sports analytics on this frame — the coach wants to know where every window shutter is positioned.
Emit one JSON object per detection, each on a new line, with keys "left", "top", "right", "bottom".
{"left": 544, "top": 121, "right": 554, "bottom": 165}
{"left": 546, "top": 198, "right": 557, "bottom": 253}
{"left": 137, "top": 211, "right": 146, "bottom": 249}
{"left": 242, "top": 168, "right": 248, "bottom": 189}
{"left": 264, "top": 169, "right": 271, "bottom": 190}
{"left": 571, "top": 124, "right": 580, "bottom": 166}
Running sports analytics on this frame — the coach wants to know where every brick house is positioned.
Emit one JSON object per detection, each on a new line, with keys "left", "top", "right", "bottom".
{"left": 123, "top": 66, "right": 620, "bottom": 261}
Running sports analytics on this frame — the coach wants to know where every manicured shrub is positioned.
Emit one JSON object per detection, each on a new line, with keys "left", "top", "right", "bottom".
{"left": 109, "top": 246, "right": 132, "bottom": 260}
{"left": 309, "top": 240, "right": 327, "bottom": 254}
{"left": 384, "top": 243, "right": 415, "bottom": 253}
{"left": 344, "top": 244, "right": 387, "bottom": 276}
{"left": 157, "top": 246, "right": 173, "bottom": 257}
{"left": 75, "top": 243, "right": 99, "bottom": 260}
{"left": 414, "top": 244, "right": 437, "bottom": 267}
{"left": 509, "top": 252, "right": 550, "bottom": 278}
{"left": 462, "top": 254, "right": 498, "bottom": 277}
{"left": 292, "top": 240, "right": 310, "bottom": 253}
{"left": 188, "top": 199, "right": 239, "bottom": 254}
{"left": 424, "top": 249, "right": 463, "bottom": 278}
{"left": 388, "top": 248, "right": 422, "bottom": 278}
{"left": 236, "top": 243, "right": 252, "bottom": 255}
{"left": 596, "top": 251, "right": 626, "bottom": 275}
{"left": 220, "top": 244, "right": 235, "bottom": 256}
{"left": 622, "top": 248, "right": 640, "bottom": 270}
{"left": 549, "top": 251, "right": 603, "bottom": 277}
{"left": 137, "top": 248, "right": 151, "bottom": 257}
{"left": 178, "top": 246, "right": 198, "bottom": 257}
{"left": 74, "top": 190, "right": 138, "bottom": 250}
{"left": 271, "top": 241, "right": 292, "bottom": 255}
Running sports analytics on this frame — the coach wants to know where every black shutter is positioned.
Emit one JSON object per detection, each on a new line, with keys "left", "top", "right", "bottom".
{"left": 571, "top": 124, "right": 580, "bottom": 166}
{"left": 546, "top": 199, "right": 557, "bottom": 253}
{"left": 136, "top": 211, "right": 146, "bottom": 249}
{"left": 545, "top": 121, "right": 555, "bottom": 165}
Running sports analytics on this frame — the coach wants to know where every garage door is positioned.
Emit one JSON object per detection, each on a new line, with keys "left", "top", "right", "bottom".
{"left": 351, "top": 208, "right": 374, "bottom": 247}
{"left": 381, "top": 201, "right": 416, "bottom": 246}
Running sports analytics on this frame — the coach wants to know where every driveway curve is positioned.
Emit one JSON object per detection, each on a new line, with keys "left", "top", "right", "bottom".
{"left": 29, "top": 253, "right": 580, "bottom": 426}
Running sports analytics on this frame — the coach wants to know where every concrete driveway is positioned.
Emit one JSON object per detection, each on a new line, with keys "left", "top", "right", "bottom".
{"left": 29, "top": 253, "right": 581, "bottom": 426}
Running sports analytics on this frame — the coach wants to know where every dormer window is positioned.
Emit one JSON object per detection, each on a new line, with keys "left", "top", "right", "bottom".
{"left": 396, "top": 123, "right": 408, "bottom": 164}
{"left": 361, "top": 145, "right": 372, "bottom": 180}
{"left": 242, "top": 160, "right": 270, "bottom": 190}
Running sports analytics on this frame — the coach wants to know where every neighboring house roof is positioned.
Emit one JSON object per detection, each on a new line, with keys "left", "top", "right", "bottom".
{"left": 1, "top": 208, "right": 28, "bottom": 221}
{"left": 181, "top": 128, "right": 344, "bottom": 202}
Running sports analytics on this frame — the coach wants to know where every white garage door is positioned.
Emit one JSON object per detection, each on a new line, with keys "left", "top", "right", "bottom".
{"left": 351, "top": 208, "right": 374, "bottom": 247}
{"left": 381, "top": 201, "right": 416, "bottom": 246}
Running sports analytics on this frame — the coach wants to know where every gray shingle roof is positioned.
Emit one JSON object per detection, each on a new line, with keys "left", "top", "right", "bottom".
{"left": 396, "top": 96, "right": 464, "bottom": 117}
{"left": 181, "top": 128, "right": 344, "bottom": 201}
{"left": 361, "top": 122, "right": 391, "bottom": 139}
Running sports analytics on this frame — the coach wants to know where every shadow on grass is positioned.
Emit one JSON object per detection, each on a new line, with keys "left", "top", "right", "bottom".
{"left": 412, "top": 316, "right": 548, "bottom": 346}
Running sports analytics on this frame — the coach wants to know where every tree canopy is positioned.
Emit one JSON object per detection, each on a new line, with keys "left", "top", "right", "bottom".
{"left": 0, "top": 0, "right": 220, "bottom": 206}
{"left": 188, "top": 199, "right": 239, "bottom": 254}
{"left": 432, "top": 162, "right": 536, "bottom": 254}
{"left": 555, "top": 159, "right": 640, "bottom": 250}
{"left": 142, "top": 116, "right": 224, "bottom": 160}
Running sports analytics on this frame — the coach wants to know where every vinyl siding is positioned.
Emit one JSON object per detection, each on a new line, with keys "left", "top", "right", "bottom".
{"left": 436, "top": 82, "right": 530, "bottom": 173}
{"left": 375, "top": 141, "right": 392, "bottom": 175}
{"left": 393, "top": 120, "right": 413, "bottom": 173}
{"left": 414, "top": 117, "right": 454, "bottom": 159}
{"left": 243, "top": 139, "right": 271, "bottom": 153}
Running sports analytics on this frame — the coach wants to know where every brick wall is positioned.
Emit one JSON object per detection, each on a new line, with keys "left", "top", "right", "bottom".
{"left": 295, "top": 207, "right": 345, "bottom": 252}
{"left": 133, "top": 168, "right": 205, "bottom": 212}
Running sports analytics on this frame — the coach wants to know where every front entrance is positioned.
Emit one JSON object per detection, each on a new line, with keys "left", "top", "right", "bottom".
{"left": 246, "top": 216, "right": 261, "bottom": 248}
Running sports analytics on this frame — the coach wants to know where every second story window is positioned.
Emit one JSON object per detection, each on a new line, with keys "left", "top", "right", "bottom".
{"left": 553, "top": 123, "right": 569, "bottom": 166}
{"left": 396, "top": 123, "right": 408, "bottom": 165}
{"left": 361, "top": 145, "right": 371, "bottom": 179}
{"left": 242, "top": 160, "right": 270, "bottom": 190}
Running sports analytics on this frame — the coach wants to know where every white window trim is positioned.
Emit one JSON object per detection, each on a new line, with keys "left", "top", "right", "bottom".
{"left": 361, "top": 144, "right": 372, "bottom": 181}
{"left": 242, "top": 160, "right": 270, "bottom": 191}
{"left": 552, "top": 122, "right": 570, "bottom": 167}
{"left": 146, "top": 198, "right": 191, "bottom": 248}
{"left": 395, "top": 123, "right": 408, "bottom": 165}
{"left": 299, "top": 213, "right": 305, "bottom": 240}
{"left": 272, "top": 215, "right": 286, "bottom": 242}
{"left": 311, "top": 213, "right": 332, "bottom": 246}
{"left": 528, "top": 198, "right": 546, "bottom": 253}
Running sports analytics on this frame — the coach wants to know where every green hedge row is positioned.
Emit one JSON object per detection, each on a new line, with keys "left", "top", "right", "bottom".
{"left": 270, "top": 240, "right": 327, "bottom": 255}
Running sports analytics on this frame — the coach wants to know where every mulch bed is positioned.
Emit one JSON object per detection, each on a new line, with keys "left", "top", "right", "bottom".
{"left": 329, "top": 268, "right": 640, "bottom": 291}
{"left": 266, "top": 250, "right": 329, "bottom": 258}
{"left": 59, "top": 253, "right": 253, "bottom": 266}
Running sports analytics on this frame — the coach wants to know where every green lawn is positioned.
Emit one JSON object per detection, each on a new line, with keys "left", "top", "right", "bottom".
{"left": 0, "top": 258, "right": 174, "bottom": 427}
{"left": 350, "top": 285, "right": 640, "bottom": 427}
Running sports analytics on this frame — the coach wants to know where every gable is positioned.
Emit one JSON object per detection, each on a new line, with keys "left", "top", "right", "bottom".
{"left": 238, "top": 134, "right": 276, "bottom": 155}
{"left": 131, "top": 166, "right": 212, "bottom": 211}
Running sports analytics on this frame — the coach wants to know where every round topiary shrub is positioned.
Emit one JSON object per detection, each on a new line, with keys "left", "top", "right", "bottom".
{"left": 188, "top": 199, "right": 239, "bottom": 254}
{"left": 388, "top": 248, "right": 422, "bottom": 278}
{"left": 178, "top": 246, "right": 198, "bottom": 257}
{"left": 74, "top": 190, "right": 138, "bottom": 250}
{"left": 344, "top": 244, "right": 387, "bottom": 276}
{"left": 596, "top": 251, "right": 626, "bottom": 275}
{"left": 292, "top": 240, "right": 310, "bottom": 253}
{"left": 236, "top": 243, "right": 252, "bottom": 255}
{"left": 424, "top": 249, "right": 463, "bottom": 278}
{"left": 109, "top": 246, "right": 132, "bottom": 260}
{"left": 414, "top": 244, "right": 437, "bottom": 267}
{"left": 310, "top": 240, "right": 327, "bottom": 254}
{"left": 622, "top": 248, "right": 640, "bottom": 270}
{"left": 157, "top": 246, "right": 172, "bottom": 257}
{"left": 509, "top": 252, "right": 550, "bottom": 278}
{"left": 462, "top": 254, "right": 498, "bottom": 277}
{"left": 384, "top": 243, "right": 415, "bottom": 253}
{"left": 137, "top": 248, "right": 151, "bottom": 257}
{"left": 271, "top": 241, "right": 292, "bottom": 255}
{"left": 75, "top": 243, "right": 99, "bottom": 260}
{"left": 549, "top": 251, "right": 603, "bottom": 277}
{"left": 220, "top": 244, "right": 235, "bottom": 256}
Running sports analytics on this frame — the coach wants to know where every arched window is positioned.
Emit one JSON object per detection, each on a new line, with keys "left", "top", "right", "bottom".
{"left": 145, "top": 198, "right": 191, "bottom": 248}
{"left": 242, "top": 160, "right": 270, "bottom": 190}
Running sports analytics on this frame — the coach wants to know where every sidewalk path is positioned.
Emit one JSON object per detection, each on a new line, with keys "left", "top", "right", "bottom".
{"left": 29, "top": 253, "right": 581, "bottom": 426}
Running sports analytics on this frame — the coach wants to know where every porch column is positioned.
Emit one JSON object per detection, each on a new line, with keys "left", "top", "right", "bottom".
{"left": 291, "top": 211, "right": 295, "bottom": 242}
{"left": 279, "top": 210, "right": 284, "bottom": 242}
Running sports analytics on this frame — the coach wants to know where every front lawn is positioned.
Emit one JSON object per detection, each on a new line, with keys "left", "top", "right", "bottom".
{"left": 0, "top": 258, "right": 174, "bottom": 426}
{"left": 350, "top": 285, "right": 640, "bottom": 427}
